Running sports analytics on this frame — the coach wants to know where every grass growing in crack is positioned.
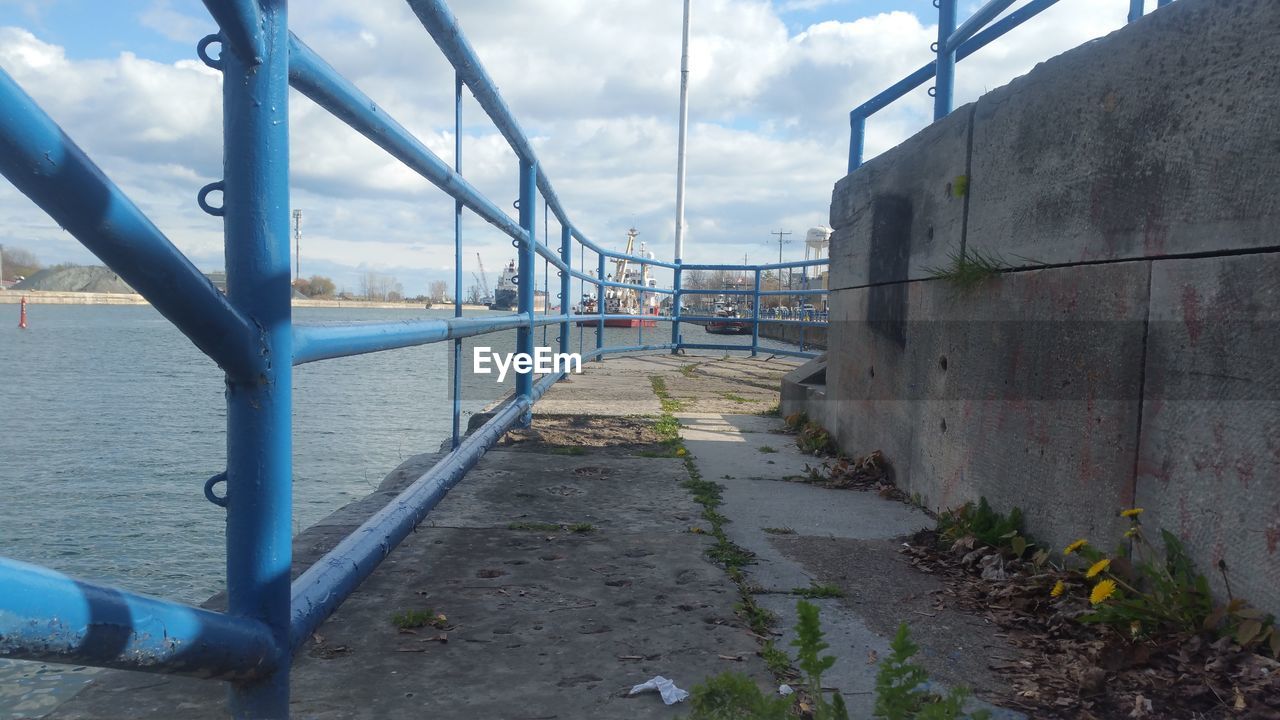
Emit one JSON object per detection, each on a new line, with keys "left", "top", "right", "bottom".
{"left": 763, "top": 527, "right": 796, "bottom": 535}
{"left": 793, "top": 583, "right": 845, "bottom": 599}
{"left": 548, "top": 446, "right": 588, "bottom": 456}
{"left": 680, "top": 363, "right": 699, "bottom": 378}
{"left": 648, "top": 373, "right": 800, "bottom": 695}
{"left": 758, "top": 445, "right": 777, "bottom": 453}
{"left": 760, "top": 641, "right": 793, "bottom": 677}
{"left": 391, "top": 609, "right": 447, "bottom": 630}
{"left": 736, "top": 601, "right": 777, "bottom": 637}
{"left": 721, "top": 391, "right": 754, "bottom": 404}
{"left": 568, "top": 522, "right": 597, "bottom": 533}
{"left": 649, "top": 375, "right": 686, "bottom": 413}
{"left": 757, "top": 402, "right": 782, "bottom": 417}
{"left": 923, "top": 248, "right": 1011, "bottom": 292}
{"left": 653, "top": 413, "right": 681, "bottom": 442}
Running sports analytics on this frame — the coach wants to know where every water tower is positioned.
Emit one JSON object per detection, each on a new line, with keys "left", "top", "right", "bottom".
{"left": 803, "top": 227, "right": 831, "bottom": 287}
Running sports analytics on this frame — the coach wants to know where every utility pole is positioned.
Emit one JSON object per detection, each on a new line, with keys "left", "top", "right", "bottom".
{"left": 770, "top": 229, "right": 791, "bottom": 265}
{"left": 292, "top": 209, "right": 302, "bottom": 282}
{"left": 770, "top": 229, "right": 791, "bottom": 295}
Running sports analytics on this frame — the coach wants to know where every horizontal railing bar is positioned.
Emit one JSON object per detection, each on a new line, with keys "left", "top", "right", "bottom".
{"left": 676, "top": 288, "right": 752, "bottom": 295}
{"left": 680, "top": 343, "right": 818, "bottom": 359}
{"left": 201, "top": 0, "right": 265, "bottom": 65}
{"left": 286, "top": 34, "right": 528, "bottom": 245}
{"left": 682, "top": 259, "right": 827, "bottom": 271}
{"left": 676, "top": 287, "right": 827, "bottom": 296}
{"left": 852, "top": 0, "right": 1062, "bottom": 121}
{"left": 757, "top": 288, "right": 828, "bottom": 296}
{"left": 289, "top": 371, "right": 562, "bottom": 650}
{"left": 292, "top": 315, "right": 572, "bottom": 365}
{"left": 957, "top": 0, "right": 1064, "bottom": 62}
{"left": 566, "top": 314, "right": 672, "bottom": 323}
{"left": 569, "top": 271, "right": 675, "bottom": 294}
{"left": 0, "top": 67, "right": 258, "bottom": 380}
{"left": 947, "top": 0, "right": 1017, "bottom": 48}
{"left": 583, "top": 344, "right": 677, "bottom": 359}
{"left": 0, "top": 557, "right": 279, "bottom": 681}
{"left": 404, "top": 0, "right": 576, "bottom": 233}
{"left": 571, "top": 228, "right": 680, "bottom": 269}
{"left": 676, "top": 316, "right": 826, "bottom": 327}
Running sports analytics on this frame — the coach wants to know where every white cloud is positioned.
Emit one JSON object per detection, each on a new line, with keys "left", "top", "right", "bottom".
{"left": 0, "top": 1, "right": 1124, "bottom": 296}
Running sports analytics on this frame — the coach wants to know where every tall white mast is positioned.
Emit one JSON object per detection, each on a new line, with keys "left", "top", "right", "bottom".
{"left": 673, "top": 0, "right": 691, "bottom": 263}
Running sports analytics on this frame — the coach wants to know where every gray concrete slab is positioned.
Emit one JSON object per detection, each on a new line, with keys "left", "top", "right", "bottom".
{"left": 825, "top": 262, "right": 1150, "bottom": 552}
{"left": 829, "top": 105, "right": 973, "bottom": 291}
{"left": 47, "top": 387, "right": 775, "bottom": 719}
{"left": 966, "top": 0, "right": 1280, "bottom": 266}
{"left": 1136, "top": 255, "right": 1280, "bottom": 616}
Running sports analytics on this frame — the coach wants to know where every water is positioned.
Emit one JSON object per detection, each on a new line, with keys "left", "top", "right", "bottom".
{"left": 0, "top": 303, "right": 804, "bottom": 715}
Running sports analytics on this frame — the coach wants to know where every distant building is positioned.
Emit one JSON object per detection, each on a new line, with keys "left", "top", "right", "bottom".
{"left": 205, "top": 271, "right": 228, "bottom": 292}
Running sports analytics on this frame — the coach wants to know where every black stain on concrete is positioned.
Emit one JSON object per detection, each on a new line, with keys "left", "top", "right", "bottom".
{"left": 867, "top": 195, "right": 912, "bottom": 347}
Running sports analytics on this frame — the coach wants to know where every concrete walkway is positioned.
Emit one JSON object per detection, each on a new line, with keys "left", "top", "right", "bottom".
{"left": 44, "top": 354, "right": 1018, "bottom": 719}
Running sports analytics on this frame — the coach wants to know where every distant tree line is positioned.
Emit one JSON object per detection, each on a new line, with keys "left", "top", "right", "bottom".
{"left": 1, "top": 245, "right": 41, "bottom": 282}
{"left": 292, "top": 274, "right": 337, "bottom": 298}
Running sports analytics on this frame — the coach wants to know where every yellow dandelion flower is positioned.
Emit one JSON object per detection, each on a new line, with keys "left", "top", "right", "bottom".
{"left": 1090, "top": 579, "right": 1117, "bottom": 605}
{"left": 1120, "top": 508, "right": 1144, "bottom": 518}
{"left": 1085, "top": 558, "right": 1111, "bottom": 578}
{"left": 1124, "top": 527, "right": 1139, "bottom": 539}
{"left": 1064, "top": 539, "right": 1088, "bottom": 555}
{"left": 1050, "top": 580, "right": 1066, "bottom": 598}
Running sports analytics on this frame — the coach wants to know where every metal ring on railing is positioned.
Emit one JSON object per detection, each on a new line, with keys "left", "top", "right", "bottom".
{"left": 197, "top": 34, "right": 223, "bottom": 69}
{"left": 933, "top": 0, "right": 941, "bottom": 6}
{"left": 197, "top": 181, "right": 225, "bottom": 216}
{"left": 204, "top": 471, "right": 229, "bottom": 507}
{"left": 930, "top": 41, "right": 939, "bottom": 53}
{"left": 512, "top": 199, "right": 521, "bottom": 210}
{"left": 927, "top": 86, "right": 937, "bottom": 97}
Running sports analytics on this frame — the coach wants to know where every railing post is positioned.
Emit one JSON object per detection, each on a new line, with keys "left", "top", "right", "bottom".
{"left": 559, "top": 226, "right": 571, "bottom": 358}
{"left": 751, "top": 268, "right": 761, "bottom": 357}
{"left": 1127, "top": 0, "right": 1143, "bottom": 22}
{"left": 670, "top": 261, "right": 682, "bottom": 353}
{"left": 596, "top": 253, "right": 605, "bottom": 358}
{"left": 452, "top": 72, "right": 463, "bottom": 449}
{"left": 219, "top": 0, "right": 291, "bottom": 715}
{"left": 848, "top": 112, "right": 866, "bottom": 173}
{"left": 934, "top": 0, "right": 957, "bottom": 121}
{"left": 516, "top": 158, "right": 536, "bottom": 426}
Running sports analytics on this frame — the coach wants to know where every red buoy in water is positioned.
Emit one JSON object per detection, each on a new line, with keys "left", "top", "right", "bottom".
{"left": 18, "top": 296, "right": 27, "bottom": 329}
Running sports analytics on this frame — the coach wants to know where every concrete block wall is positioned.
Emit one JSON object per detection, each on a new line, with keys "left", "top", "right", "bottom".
{"left": 817, "top": 0, "right": 1280, "bottom": 613}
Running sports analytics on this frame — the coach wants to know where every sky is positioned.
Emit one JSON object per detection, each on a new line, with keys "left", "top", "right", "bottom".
{"left": 0, "top": 0, "right": 1136, "bottom": 297}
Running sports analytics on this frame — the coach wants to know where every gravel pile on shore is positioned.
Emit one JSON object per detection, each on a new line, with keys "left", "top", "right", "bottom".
{"left": 14, "top": 266, "right": 134, "bottom": 293}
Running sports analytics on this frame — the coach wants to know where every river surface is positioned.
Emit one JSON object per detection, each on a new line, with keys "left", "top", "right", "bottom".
{"left": 0, "top": 303, "right": 802, "bottom": 716}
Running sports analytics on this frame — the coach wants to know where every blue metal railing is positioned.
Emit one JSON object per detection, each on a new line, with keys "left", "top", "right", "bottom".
{"left": 847, "top": 0, "right": 1176, "bottom": 172}
{"left": 0, "top": 1, "right": 827, "bottom": 716}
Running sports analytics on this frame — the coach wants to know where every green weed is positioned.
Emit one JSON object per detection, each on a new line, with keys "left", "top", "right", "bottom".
{"left": 873, "top": 623, "right": 988, "bottom": 719}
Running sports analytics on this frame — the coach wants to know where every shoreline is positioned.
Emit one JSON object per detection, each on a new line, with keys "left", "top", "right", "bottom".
{"left": 0, "top": 290, "right": 490, "bottom": 311}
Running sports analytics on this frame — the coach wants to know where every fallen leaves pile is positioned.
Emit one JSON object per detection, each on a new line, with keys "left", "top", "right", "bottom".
{"left": 901, "top": 529, "right": 1280, "bottom": 719}
{"left": 802, "top": 451, "right": 897, "bottom": 497}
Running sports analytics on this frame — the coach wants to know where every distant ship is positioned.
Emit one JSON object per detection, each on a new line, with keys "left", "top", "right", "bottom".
{"left": 489, "top": 260, "right": 517, "bottom": 311}
{"left": 575, "top": 228, "right": 659, "bottom": 328}
{"left": 705, "top": 300, "right": 751, "bottom": 335}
